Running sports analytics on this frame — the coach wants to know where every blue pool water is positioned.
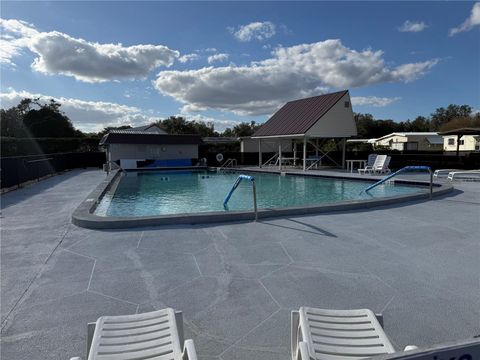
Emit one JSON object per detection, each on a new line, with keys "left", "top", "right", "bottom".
{"left": 94, "top": 170, "right": 425, "bottom": 217}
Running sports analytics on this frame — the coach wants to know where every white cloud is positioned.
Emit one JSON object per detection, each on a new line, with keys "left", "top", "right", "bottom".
{"left": 207, "top": 53, "right": 229, "bottom": 64}
{"left": 153, "top": 39, "right": 439, "bottom": 116}
{"left": 0, "top": 19, "right": 38, "bottom": 66}
{"left": 449, "top": 2, "right": 480, "bottom": 36}
{"left": 178, "top": 53, "right": 200, "bottom": 63}
{"left": 351, "top": 96, "right": 401, "bottom": 107}
{"left": 230, "top": 21, "right": 276, "bottom": 42}
{"left": 0, "top": 18, "right": 179, "bottom": 82}
{"left": 0, "top": 89, "right": 161, "bottom": 132}
{"left": 398, "top": 20, "right": 429, "bottom": 32}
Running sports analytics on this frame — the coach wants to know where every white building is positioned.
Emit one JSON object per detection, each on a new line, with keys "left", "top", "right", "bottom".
{"left": 100, "top": 125, "right": 202, "bottom": 169}
{"left": 440, "top": 128, "right": 480, "bottom": 153}
{"left": 373, "top": 132, "right": 443, "bottom": 151}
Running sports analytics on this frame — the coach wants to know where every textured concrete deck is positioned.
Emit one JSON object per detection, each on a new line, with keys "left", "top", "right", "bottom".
{"left": 1, "top": 169, "right": 479, "bottom": 360}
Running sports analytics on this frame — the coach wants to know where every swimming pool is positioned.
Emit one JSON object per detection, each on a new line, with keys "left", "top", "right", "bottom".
{"left": 94, "top": 170, "right": 427, "bottom": 217}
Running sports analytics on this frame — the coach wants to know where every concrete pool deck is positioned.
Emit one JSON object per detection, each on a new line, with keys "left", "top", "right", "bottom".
{"left": 1, "top": 169, "right": 479, "bottom": 359}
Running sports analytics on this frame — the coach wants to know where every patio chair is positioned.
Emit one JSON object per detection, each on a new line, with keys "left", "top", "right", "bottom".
{"left": 70, "top": 308, "right": 197, "bottom": 360}
{"left": 433, "top": 169, "right": 460, "bottom": 178}
{"left": 291, "top": 307, "right": 402, "bottom": 360}
{"left": 374, "top": 156, "right": 391, "bottom": 175}
{"left": 358, "top": 155, "right": 387, "bottom": 175}
{"left": 447, "top": 170, "right": 480, "bottom": 181}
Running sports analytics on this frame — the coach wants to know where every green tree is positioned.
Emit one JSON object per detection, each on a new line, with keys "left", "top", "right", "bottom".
{"left": 430, "top": 104, "right": 472, "bottom": 130}
{"left": 0, "top": 107, "right": 26, "bottom": 137}
{"left": 23, "top": 107, "right": 77, "bottom": 137}
{"left": 156, "top": 116, "right": 217, "bottom": 137}
{"left": 403, "top": 116, "right": 431, "bottom": 132}
{"left": 222, "top": 121, "right": 262, "bottom": 137}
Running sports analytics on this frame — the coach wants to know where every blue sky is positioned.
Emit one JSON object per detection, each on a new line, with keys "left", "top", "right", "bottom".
{"left": 1, "top": 1, "right": 479, "bottom": 132}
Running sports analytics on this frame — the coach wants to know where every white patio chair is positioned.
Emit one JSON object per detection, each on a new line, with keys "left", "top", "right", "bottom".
{"left": 291, "top": 307, "right": 396, "bottom": 360}
{"left": 374, "top": 156, "right": 391, "bottom": 175}
{"left": 70, "top": 308, "right": 197, "bottom": 360}
{"left": 433, "top": 169, "right": 460, "bottom": 178}
{"left": 447, "top": 170, "right": 480, "bottom": 181}
{"left": 359, "top": 155, "right": 386, "bottom": 175}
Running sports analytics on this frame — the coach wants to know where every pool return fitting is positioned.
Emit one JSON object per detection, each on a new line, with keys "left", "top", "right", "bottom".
{"left": 223, "top": 174, "right": 258, "bottom": 221}
{"left": 362, "top": 166, "right": 433, "bottom": 198}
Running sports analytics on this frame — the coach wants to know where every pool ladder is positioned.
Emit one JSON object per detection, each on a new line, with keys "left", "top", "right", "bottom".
{"left": 223, "top": 174, "right": 258, "bottom": 221}
{"left": 362, "top": 166, "right": 433, "bottom": 198}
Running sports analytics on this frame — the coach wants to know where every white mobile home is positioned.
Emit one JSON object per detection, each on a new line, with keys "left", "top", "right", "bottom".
{"left": 373, "top": 132, "right": 443, "bottom": 151}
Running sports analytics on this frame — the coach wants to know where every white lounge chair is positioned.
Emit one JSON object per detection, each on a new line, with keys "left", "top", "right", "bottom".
{"left": 291, "top": 307, "right": 423, "bottom": 360}
{"left": 358, "top": 155, "right": 386, "bottom": 175}
{"left": 433, "top": 169, "right": 461, "bottom": 178}
{"left": 447, "top": 170, "right": 480, "bottom": 181}
{"left": 70, "top": 308, "right": 197, "bottom": 360}
{"left": 374, "top": 156, "right": 391, "bottom": 175}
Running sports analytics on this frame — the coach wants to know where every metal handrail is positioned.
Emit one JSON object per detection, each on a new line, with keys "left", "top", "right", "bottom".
{"left": 219, "top": 158, "right": 237, "bottom": 170}
{"left": 262, "top": 153, "right": 278, "bottom": 167}
{"left": 363, "top": 166, "right": 433, "bottom": 198}
{"left": 223, "top": 174, "right": 258, "bottom": 221}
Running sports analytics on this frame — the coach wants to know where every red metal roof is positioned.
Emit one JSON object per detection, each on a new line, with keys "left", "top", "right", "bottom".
{"left": 253, "top": 90, "right": 348, "bottom": 137}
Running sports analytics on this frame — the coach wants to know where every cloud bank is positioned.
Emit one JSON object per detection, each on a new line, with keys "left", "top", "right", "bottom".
{"left": 0, "top": 89, "right": 161, "bottom": 132}
{"left": 0, "top": 18, "right": 179, "bottom": 82}
{"left": 153, "top": 39, "right": 438, "bottom": 115}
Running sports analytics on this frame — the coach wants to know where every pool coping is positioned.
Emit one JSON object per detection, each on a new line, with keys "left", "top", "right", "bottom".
{"left": 72, "top": 168, "right": 454, "bottom": 229}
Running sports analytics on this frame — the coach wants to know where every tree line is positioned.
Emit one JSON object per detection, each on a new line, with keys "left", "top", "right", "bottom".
{"left": 1, "top": 98, "right": 478, "bottom": 140}
{"left": 355, "top": 104, "right": 479, "bottom": 139}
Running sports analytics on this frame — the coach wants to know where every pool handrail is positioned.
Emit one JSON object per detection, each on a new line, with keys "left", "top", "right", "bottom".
{"left": 363, "top": 166, "right": 433, "bottom": 198}
{"left": 223, "top": 174, "right": 258, "bottom": 220}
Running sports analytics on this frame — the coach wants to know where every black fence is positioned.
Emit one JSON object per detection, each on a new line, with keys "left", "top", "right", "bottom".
{"left": 200, "top": 150, "right": 480, "bottom": 170}
{"left": 1, "top": 152, "right": 105, "bottom": 189}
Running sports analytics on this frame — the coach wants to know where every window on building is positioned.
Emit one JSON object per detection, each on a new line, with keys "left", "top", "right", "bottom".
{"left": 448, "top": 138, "right": 455, "bottom": 146}
{"left": 459, "top": 139, "right": 465, "bottom": 145}
{"left": 405, "top": 142, "right": 418, "bottom": 151}
{"left": 344, "top": 101, "right": 350, "bottom": 108}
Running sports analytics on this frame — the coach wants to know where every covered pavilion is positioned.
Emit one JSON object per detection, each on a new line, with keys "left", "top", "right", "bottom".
{"left": 251, "top": 90, "right": 358, "bottom": 171}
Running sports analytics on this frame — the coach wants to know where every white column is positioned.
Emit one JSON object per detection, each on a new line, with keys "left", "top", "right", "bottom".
{"left": 293, "top": 141, "right": 297, "bottom": 166}
{"left": 258, "top": 139, "right": 262, "bottom": 167}
{"left": 342, "top": 137, "right": 347, "bottom": 169}
{"left": 278, "top": 142, "right": 282, "bottom": 170}
{"left": 303, "top": 136, "right": 307, "bottom": 171}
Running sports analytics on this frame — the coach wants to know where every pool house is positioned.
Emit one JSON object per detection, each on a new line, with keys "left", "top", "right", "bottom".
{"left": 252, "top": 90, "right": 357, "bottom": 171}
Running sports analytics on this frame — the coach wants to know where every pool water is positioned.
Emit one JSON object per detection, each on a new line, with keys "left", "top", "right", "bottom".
{"left": 94, "top": 170, "right": 426, "bottom": 217}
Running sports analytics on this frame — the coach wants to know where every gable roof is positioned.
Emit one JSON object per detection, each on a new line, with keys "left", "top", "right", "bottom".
{"left": 375, "top": 132, "right": 439, "bottom": 141}
{"left": 128, "top": 124, "right": 167, "bottom": 134}
{"left": 252, "top": 90, "right": 348, "bottom": 137}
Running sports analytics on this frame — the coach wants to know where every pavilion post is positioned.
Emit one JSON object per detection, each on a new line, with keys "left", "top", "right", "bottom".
{"left": 342, "top": 137, "right": 346, "bottom": 169}
{"left": 293, "top": 141, "right": 297, "bottom": 166}
{"left": 278, "top": 142, "right": 282, "bottom": 170}
{"left": 303, "top": 136, "right": 307, "bottom": 171}
{"left": 456, "top": 135, "right": 460, "bottom": 157}
{"left": 258, "top": 139, "right": 262, "bottom": 168}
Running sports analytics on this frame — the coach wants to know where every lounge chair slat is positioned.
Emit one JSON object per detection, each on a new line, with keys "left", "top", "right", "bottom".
{"left": 99, "top": 329, "right": 172, "bottom": 344}
{"left": 101, "top": 317, "right": 170, "bottom": 330}
{"left": 98, "top": 324, "right": 171, "bottom": 338}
